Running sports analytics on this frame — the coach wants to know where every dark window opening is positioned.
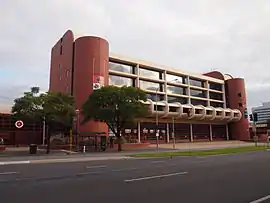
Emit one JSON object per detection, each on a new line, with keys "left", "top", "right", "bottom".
{"left": 60, "top": 46, "right": 63, "bottom": 55}
{"left": 60, "top": 38, "right": 63, "bottom": 43}
{"left": 154, "top": 105, "right": 164, "bottom": 111}
{"left": 169, "top": 107, "right": 178, "bottom": 112}
{"left": 216, "top": 111, "right": 222, "bottom": 116}
{"left": 195, "top": 109, "right": 200, "bottom": 114}
{"left": 238, "top": 103, "right": 243, "bottom": 108}
{"left": 238, "top": 92, "right": 242, "bottom": 97}
{"left": 183, "top": 108, "right": 190, "bottom": 114}
{"left": 206, "top": 110, "right": 212, "bottom": 115}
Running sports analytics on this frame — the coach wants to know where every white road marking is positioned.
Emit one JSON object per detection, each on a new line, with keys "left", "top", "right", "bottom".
{"left": 112, "top": 168, "right": 138, "bottom": 172}
{"left": 0, "top": 161, "right": 30, "bottom": 165}
{"left": 151, "top": 160, "right": 165, "bottom": 164}
{"left": 76, "top": 171, "right": 101, "bottom": 176}
{"left": 124, "top": 171, "right": 188, "bottom": 182}
{"left": 85, "top": 165, "right": 106, "bottom": 169}
{"left": 250, "top": 195, "right": 270, "bottom": 203}
{"left": 0, "top": 172, "right": 20, "bottom": 175}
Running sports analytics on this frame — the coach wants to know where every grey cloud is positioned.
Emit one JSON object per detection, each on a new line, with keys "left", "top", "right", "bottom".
{"left": 1, "top": 0, "right": 270, "bottom": 109}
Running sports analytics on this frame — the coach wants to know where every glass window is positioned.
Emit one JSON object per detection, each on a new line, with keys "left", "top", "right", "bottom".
{"left": 167, "top": 85, "right": 186, "bottom": 95}
{"left": 167, "top": 96, "right": 187, "bottom": 104}
{"left": 147, "top": 94, "right": 164, "bottom": 101}
{"left": 209, "top": 92, "right": 223, "bottom": 101}
{"left": 166, "top": 74, "right": 186, "bottom": 84}
{"left": 210, "top": 101, "right": 224, "bottom": 108}
{"left": 139, "top": 80, "right": 163, "bottom": 91}
{"left": 109, "top": 62, "right": 134, "bottom": 74}
{"left": 190, "top": 89, "right": 206, "bottom": 98}
{"left": 189, "top": 78, "right": 204, "bottom": 87}
{"left": 109, "top": 75, "right": 134, "bottom": 86}
{"left": 209, "top": 82, "right": 222, "bottom": 91}
{"left": 191, "top": 99, "right": 207, "bottom": 106}
{"left": 139, "top": 68, "right": 160, "bottom": 79}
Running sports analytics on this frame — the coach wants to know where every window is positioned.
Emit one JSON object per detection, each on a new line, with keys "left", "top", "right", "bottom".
{"left": 147, "top": 94, "right": 164, "bottom": 101}
{"left": 139, "top": 80, "right": 163, "bottom": 91}
{"left": 209, "top": 82, "right": 222, "bottom": 91}
{"left": 167, "top": 85, "right": 186, "bottom": 95}
{"left": 139, "top": 67, "right": 160, "bottom": 79}
{"left": 166, "top": 74, "right": 187, "bottom": 84}
{"left": 189, "top": 78, "right": 204, "bottom": 87}
{"left": 209, "top": 92, "right": 223, "bottom": 101}
{"left": 239, "top": 103, "right": 243, "bottom": 108}
{"left": 190, "top": 89, "right": 206, "bottom": 98}
{"left": 191, "top": 99, "right": 207, "bottom": 106}
{"left": 66, "top": 70, "right": 69, "bottom": 77}
{"left": 167, "top": 96, "right": 187, "bottom": 104}
{"left": 109, "top": 75, "right": 134, "bottom": 86}
{"left": 238, "top": 92, "right": 242, "bottom": 97}
{"left": 60, "top": 46, "right": 63, "bottom": 55}
{"left": 210, "top": 101, "right": 224, "bottom": 108}
{"left": 109, "top": 62, "right": 134, "bottom": 74}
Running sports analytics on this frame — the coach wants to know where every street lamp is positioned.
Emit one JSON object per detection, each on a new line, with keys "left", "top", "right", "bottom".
{"left": 75, "top": 109, "right": 80, "bottom": 151}
{"left": 167, "top": 78, "right": 180, "bottom": 149}
{"left": 172, "top": 117, "right": 176, "bottom": 150}
{"left": 155, "top": 87, "right": 159, "bottom": 151}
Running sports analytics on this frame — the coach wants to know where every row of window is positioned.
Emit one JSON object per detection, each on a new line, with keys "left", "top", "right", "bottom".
{"left": 146, "top": 94, "right": 224, "bottom": 108}
{"left": 109, "top": 74, "right": 223, "bottom": 101}
{"left": 109, "top": 61, "right": 223, "bottom": 91}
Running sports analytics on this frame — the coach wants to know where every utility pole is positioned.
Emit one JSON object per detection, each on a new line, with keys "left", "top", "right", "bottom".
{"left": 172, "top": 117, "right": 176, "bottom": 150}
{"left": 42, "top": 117, "right": 46, "bottom": 145}
{"left": 155, "top": 88, "right": 159, "bottom": 151}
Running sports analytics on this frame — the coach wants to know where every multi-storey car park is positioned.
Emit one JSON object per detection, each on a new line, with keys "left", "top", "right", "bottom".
{"left": 49, "top": 30, "right": 250, "bottom": 144}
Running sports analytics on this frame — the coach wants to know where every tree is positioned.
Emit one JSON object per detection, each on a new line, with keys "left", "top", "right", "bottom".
{"left": 12, "top": 87, "right": 75, "bottom": 153}
{"left": 82, "top": 86, "right": 148, "bottom": 151}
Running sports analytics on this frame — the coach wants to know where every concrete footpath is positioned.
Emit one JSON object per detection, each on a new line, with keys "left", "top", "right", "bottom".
{"left": 0, "top": 141, "right": 265, "bottom": 165}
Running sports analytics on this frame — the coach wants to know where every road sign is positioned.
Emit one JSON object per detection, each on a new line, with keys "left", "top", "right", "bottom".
{"left": 15, "top": 120, "right": 24, "bottom": 128}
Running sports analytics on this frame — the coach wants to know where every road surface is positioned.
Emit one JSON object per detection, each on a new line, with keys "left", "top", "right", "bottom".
{"left": 0, "top": 151, "right": 270, "bottom": 203}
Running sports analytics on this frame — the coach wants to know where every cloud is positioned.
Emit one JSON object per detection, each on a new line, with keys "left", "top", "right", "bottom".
{"left": 0, "top": 0, "right": 270, "bottom": 111}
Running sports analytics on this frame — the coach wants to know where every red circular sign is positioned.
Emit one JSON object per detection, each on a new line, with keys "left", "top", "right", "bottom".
{"left": 15, "top": 120, "right": 24, "bottom": 128}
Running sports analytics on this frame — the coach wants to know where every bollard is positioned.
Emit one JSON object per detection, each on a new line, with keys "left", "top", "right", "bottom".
{"left": 83, "top": 145, "right": 86, "bottom": 153}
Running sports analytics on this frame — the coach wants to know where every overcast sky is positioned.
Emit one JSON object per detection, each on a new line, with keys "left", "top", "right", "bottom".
{"left": 0, "top": 0, "right": 270, "bottom": 112}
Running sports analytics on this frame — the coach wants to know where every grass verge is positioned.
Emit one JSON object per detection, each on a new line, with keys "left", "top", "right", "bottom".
{"left": 131, "top": 146, "right": 269, "bottom": 157}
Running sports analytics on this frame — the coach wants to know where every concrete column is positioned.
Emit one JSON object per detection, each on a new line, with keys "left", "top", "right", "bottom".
{"left": 225, "top": 124, "right": 229, "bottom": 140}
{"left": 135, "top": 64, "right": 139, "bottom": 88}
{"left": 209, "top": 124, "right": 213, "bottom": 141}
{"left": 164, "top": 70, "right": 168, "bottom": 101}
{"left": 222, "top": 84, "right": 226, "bottom": 108}
{"left": 187, "top": 76, "right": 191, "bottom": 104}
{"left": 166, "top": 123, "right": 170, "bottom": 143}
{"left": 137, "top": 122, "right": 141, "bottom": 143}
{"left": 190, "top": 124, "right": 194, "bottom": 142}
{"left": 206, "top": 81, "right": 210, "bottom": 106}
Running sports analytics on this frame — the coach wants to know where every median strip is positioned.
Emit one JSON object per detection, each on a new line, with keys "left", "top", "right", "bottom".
{"left": 131, "top": 146, "right": 270, "bottom": 158}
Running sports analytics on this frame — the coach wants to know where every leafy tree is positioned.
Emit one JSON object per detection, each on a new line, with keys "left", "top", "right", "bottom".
{"left": 82, "top": 85, "right": 148, "bottom": 151}
{"left": 12, "top": 87, "right": 75, "bottom": 153}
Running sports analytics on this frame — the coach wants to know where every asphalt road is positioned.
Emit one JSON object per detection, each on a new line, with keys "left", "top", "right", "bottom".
{"left": 0, "top": 151, "right": 270, "bottom": 203}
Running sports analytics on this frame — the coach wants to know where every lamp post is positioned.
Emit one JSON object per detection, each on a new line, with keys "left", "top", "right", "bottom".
{"left": 172, "top": 117, "right": 176, "bottom": 150}
{"left": 75, "top": 109, "right": 80, "bottom": 151}
{"left": 42, "top": 116, "right": 46, "bottom": 146}
{"left": 167, "top": 78, "right": 179, "bottom": 149}
{"left": 155, "top": 88, "right": 159, "bottom": 151}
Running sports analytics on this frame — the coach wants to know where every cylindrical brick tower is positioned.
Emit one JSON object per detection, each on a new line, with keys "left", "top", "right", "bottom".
{"left": 226, "top": 78, "right": 250, "bottom": 140}
{"left": 73, "top": 36, "right": 109, "bottom": 135}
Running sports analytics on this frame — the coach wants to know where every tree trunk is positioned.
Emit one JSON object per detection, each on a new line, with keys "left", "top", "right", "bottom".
{"left": 117, "top": 136, "right": 122, "bottom": 152}
{"left": 46, "top": 125, "right": 51, "bottom": 154}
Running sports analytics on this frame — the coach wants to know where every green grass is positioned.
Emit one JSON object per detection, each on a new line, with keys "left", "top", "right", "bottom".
{"left": 132, "top": 146, "right": 269, "bottom": 157}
